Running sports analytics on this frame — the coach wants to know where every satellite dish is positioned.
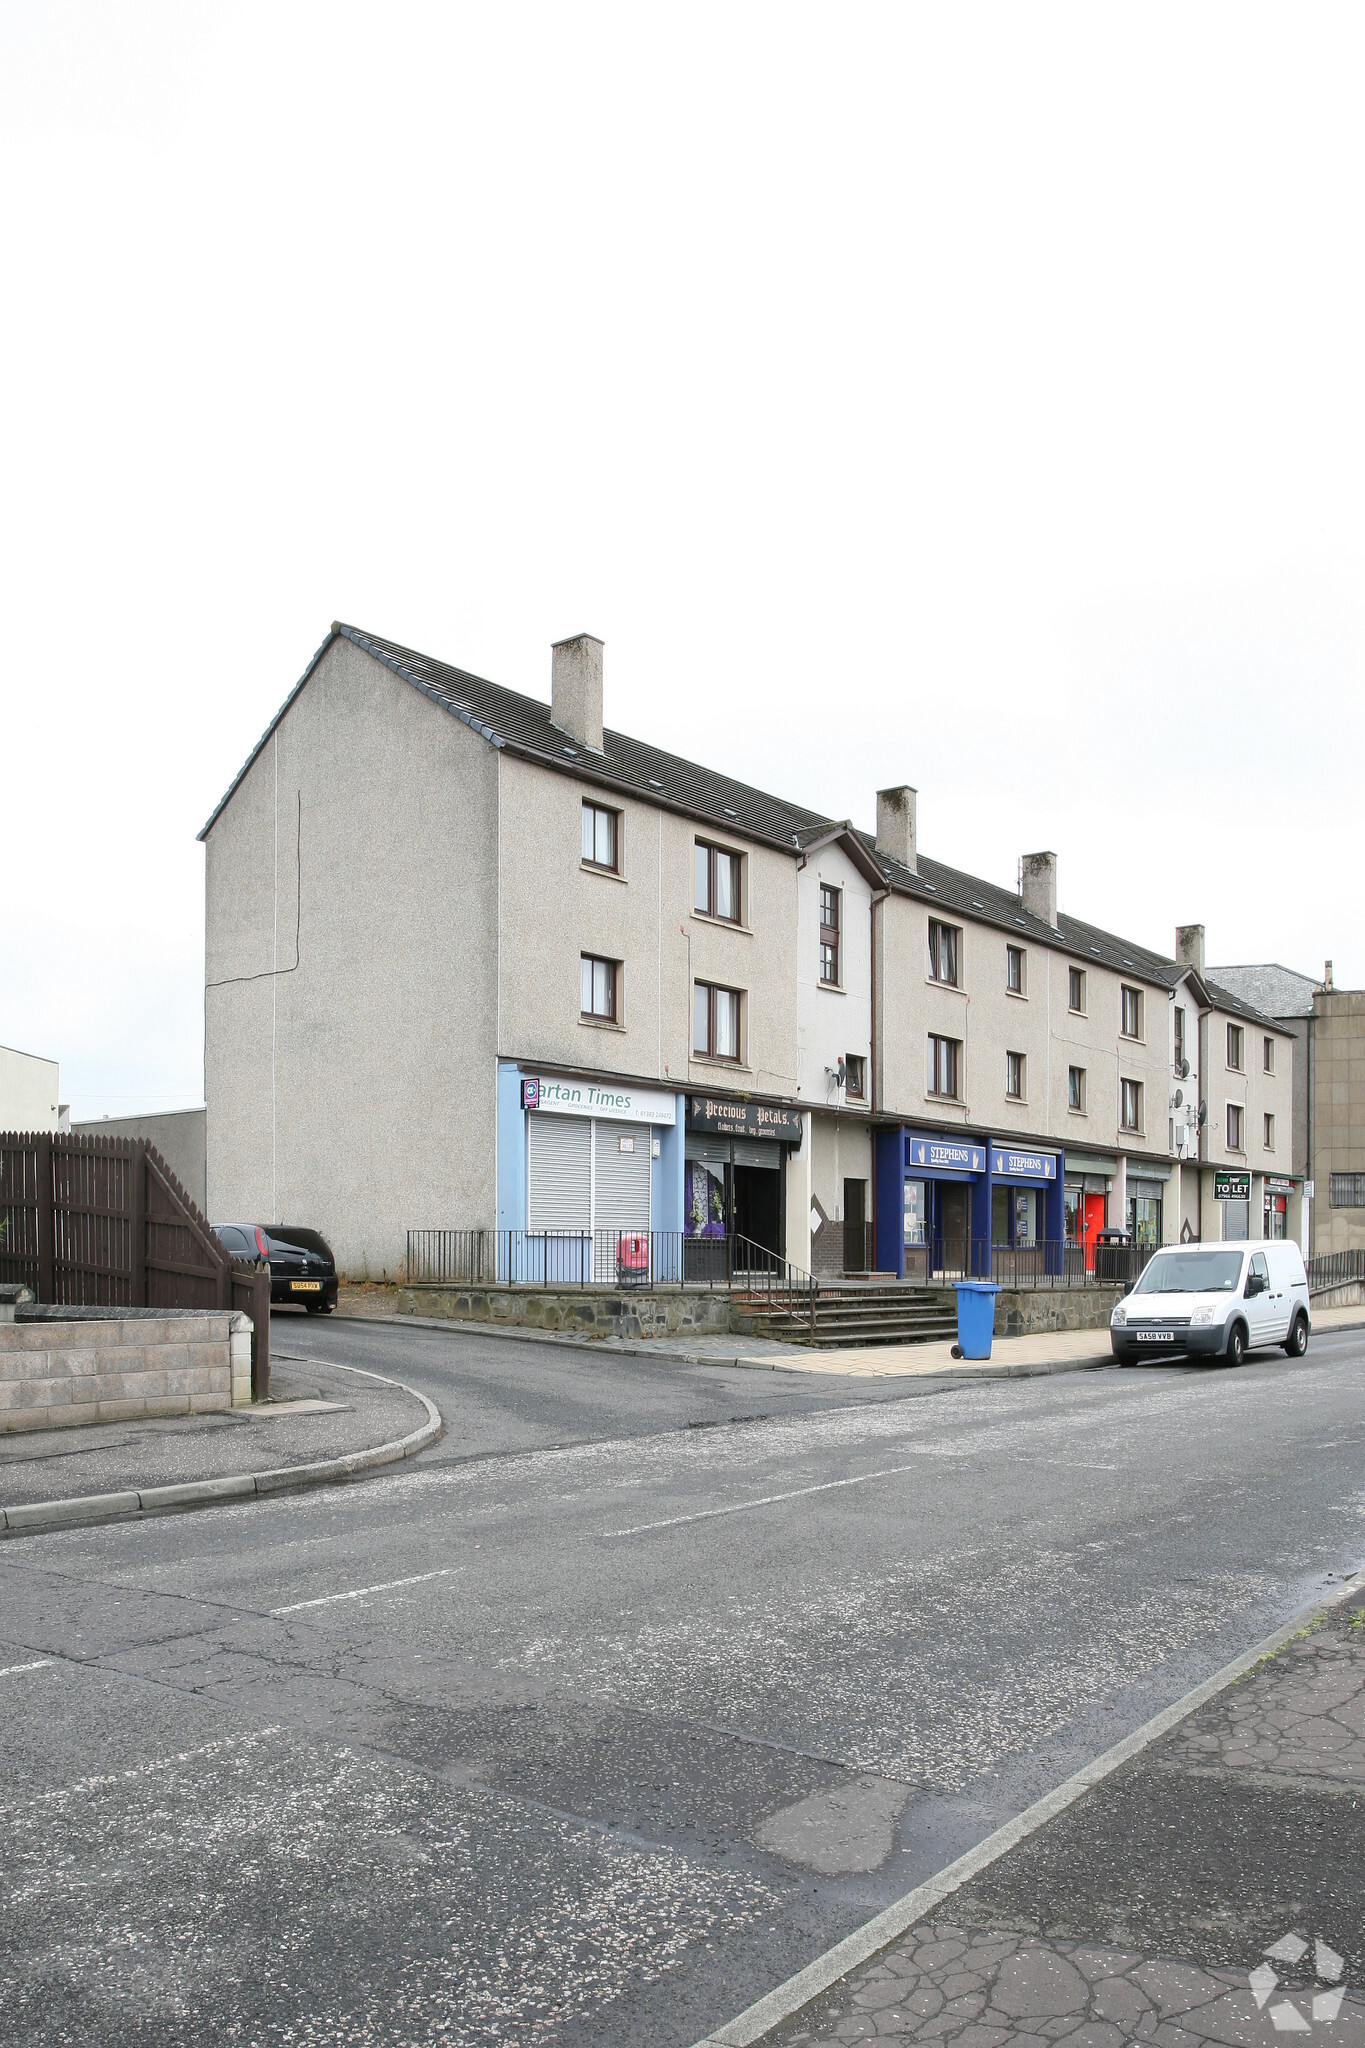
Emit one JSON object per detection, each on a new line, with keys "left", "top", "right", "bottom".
{"left": 1174, "top": 1088, "right": 1184, "bottom": 1108}
{"left": 1179, "top": 1058, "right": 1191, "bottom": 1080}
{"left": 1198, "top": 1100, "right": 1208, "bottom": 1128}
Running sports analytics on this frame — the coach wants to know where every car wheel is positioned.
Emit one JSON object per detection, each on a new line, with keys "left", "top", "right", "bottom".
{"left": 1283, "top": 1313, "right": 1308, "bottom": 1358}
{"left": 304, "top": 1301, "right": 325, "bottom": 1314}
{"left": 1226, "top": 1321, "right": 1246, "bottom": 1368}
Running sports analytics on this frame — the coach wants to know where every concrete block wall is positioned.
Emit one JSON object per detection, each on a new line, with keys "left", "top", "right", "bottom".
{"left": 0, "top": 1310, "right": 250, "bottom": 1433}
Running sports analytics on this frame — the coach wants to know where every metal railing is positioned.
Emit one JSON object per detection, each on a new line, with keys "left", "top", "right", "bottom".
{"left": 1307, "top": 1249, "right": 1365, "bottom": 1296}
{"left": 405, "top": 1228, "right": 816, "bottom": 1298}
{"left": 898, "top": 1236, "right": 1156, "bottom": 1288}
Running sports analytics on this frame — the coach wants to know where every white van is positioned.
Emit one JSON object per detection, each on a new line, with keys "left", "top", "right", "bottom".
{"left": 1110, "top": 1240, "right": 1311, "bottom": 1367}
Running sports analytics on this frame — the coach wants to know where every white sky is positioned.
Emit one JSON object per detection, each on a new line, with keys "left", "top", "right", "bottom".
{"left": 4, "top": 3, "right": 1362, "bottom": 1119}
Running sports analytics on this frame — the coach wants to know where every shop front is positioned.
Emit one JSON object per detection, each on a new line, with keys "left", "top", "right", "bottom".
{"left": 1063, "top": 1149, "right": 1114, "bottom": 1274}
{"left": 988, "top": 1141, "right": 1065, "bottom": 1280}
{"left": 1264, "top": 1175, "right": 1294, "bottom": 1239}
{"left": 874, "top": 1128, "right": 988, "bottom": 1281}
{"left": 684, "top": 1093, "right": 804, "bottom": 1275}
{"left": 496, "top": 1066, "right": 681, "bottom": 1281}
{"left": 1126, "top": 1162, "right": 1170, "bottom": 1252}
{"left": 1214, "top": 1168, "right": 1251, "bottom": 1241}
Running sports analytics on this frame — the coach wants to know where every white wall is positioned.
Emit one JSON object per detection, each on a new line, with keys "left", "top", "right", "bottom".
{"left": 795, "top": 840, "right": 872, "bottom": 1111}
{"left": 0, "top": 1046, "right": 60, "bottom": 1133}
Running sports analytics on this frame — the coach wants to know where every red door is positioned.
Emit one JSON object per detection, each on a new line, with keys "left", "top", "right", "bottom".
{"left": 1083, "top": 1192, "right": 1104, "bottom": 1272}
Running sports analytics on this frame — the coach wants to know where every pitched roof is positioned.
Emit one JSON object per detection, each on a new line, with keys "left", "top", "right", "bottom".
{"left": 196, "top": 621, "right": 1286, "bottom": 1036}
{"left": 1206, "top": 963, "right": 1319, "bottom": 1019}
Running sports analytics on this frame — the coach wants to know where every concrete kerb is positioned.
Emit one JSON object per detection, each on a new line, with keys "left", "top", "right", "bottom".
{"left": 689, "top": 1563, "right": 1365, "bottom": 2048}
{"left": 0, "top": 1361, "right": 442, "bottom": 1540}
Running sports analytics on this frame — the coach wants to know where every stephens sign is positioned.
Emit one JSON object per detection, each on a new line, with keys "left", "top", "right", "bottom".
{"left": 905, "top": 1132, "right": 986, "bottom": 1176}
{"left": 687, "top": 1095, "right": 804, "bottom": 1144}
{"left": 991, "top": 1145, "right": 1058, "bottom": 1182}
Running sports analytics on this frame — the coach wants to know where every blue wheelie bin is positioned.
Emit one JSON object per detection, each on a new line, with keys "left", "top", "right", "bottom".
{"left": 952, "top": 1281, "right": 1000, "bottom": 1360}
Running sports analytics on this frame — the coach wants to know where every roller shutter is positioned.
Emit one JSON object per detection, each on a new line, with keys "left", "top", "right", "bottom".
{"left": 594, "top": 1119, "right": 651, "bottom": 1232}
{"left": 527, "top": 1114, "right": 591, "bottom": 1230}
{"left": 732, "top": 1137, "right": 780, "bottom": 1170}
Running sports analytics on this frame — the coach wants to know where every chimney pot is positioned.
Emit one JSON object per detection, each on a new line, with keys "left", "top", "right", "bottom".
{"left": 1020, "top": 851, "right": 1058, "bottom": 928}
{"left": 1175, "top": 924, "right": 1206, "bottom": 977}
{"left": 1324, "top": 958, "right": 1334, "bottom": 991}
{"left": 875, "top": 785, "right": 917, "bottom": 871}
{"left": 551, "top": 633, "right": 604, "bottom": 752}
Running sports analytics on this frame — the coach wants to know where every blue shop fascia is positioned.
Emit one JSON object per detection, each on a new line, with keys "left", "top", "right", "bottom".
{"left": 873, "top": 1121, "right": 1065, "bottom": 1276}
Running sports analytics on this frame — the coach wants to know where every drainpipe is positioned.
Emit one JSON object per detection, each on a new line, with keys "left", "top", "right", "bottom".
{"left": 871, "top": 886, "right": 890, "bottom": 1271}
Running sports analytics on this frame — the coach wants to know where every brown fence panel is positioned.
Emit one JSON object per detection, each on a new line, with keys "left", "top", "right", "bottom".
{"left": 0, "top": 1130, "right": 269, "bottom": 1399}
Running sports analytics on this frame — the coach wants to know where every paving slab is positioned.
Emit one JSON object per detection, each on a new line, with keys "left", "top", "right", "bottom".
{"left": 0, "top": 1354, "right": 428, "bottom": 1513}
{"left": 732, "top": 1591, "right": 1365, "bottom": 2047}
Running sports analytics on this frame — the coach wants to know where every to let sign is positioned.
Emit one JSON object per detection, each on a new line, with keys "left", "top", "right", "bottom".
{"left": 1214, "top": 1170, "right": 1251, "bottom": 1201}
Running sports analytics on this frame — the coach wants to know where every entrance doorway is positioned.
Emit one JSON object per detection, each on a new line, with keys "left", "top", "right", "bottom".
{"left": 936, "top": 1183, "right": 969, "bottom": 1275}
{"left": 734, "top": 1165, "right": 782, "bottom": 1259}
{"left": 843, "top": 1177, "right": 868, "bottom": 1272}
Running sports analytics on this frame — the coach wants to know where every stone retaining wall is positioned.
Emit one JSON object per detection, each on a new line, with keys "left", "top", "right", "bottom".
{"left": 994, "top": 1286, "right": 1124, "bottom": 1338}
{"left": 0, "top": 1310, "right": 252, "bottom": 1433}
{"left": 392, "top": 1284, "right": 734, "bottom": 1340}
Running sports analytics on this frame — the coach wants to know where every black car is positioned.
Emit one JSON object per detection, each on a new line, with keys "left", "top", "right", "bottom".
{"left": 214, "top": 1224, "right": 339, "bottom": 1313}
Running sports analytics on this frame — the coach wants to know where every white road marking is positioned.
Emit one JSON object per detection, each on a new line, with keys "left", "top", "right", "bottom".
{"left": 601, "top": 1459, "right": 934, "bottom": 1537}
{"left": 0, "top": 1659, "right": 52, "bottom": 1679}
{"left": 271, "top": 1567, "right": 459, "bottom": 1615}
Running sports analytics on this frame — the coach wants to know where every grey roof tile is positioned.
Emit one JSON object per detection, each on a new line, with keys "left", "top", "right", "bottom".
{"left": 1207, "top": 963, "right": 1319, "bottom": 1019}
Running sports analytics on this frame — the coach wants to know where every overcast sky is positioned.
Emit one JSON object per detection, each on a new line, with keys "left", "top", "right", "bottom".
{"left": 4, "top": 3, "right": 1362, "bottom": 1119}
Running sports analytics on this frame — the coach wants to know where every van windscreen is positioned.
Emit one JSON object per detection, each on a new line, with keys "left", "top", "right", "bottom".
{"left": 1134, "top": 1251, "right": 1244, "bottom": 1294}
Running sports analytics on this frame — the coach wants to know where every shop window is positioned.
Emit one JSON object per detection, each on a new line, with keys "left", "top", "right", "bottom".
{"left": 580, "top": 954, "right": 618, "bottom": 1022}
{"left": 1129, "top": 1194, "right": 1162, "bottom": 1248}
{"left": 819, "top": 885, "right": 841, "bottom": 985}
{"left": 845, "top": 1053, "right": 866, "bottom": 1099}
{"left": 694, "top": 841, "right": 741, "bottom": 923}
{"left": 1226, "top": 1102, "right": 1244, "bottom": 1151}
{"left": 927, "top": 1032, "right": 961, "bottom": 1099}
{"left": 1120, "top": 1078, "right": 1143, "bottom": 1132}
{"left": 1263, "top": 1112, "right": 1274, "bottom": 1152}
{"left": 1006, "top": 1050, "right": 1025, "bottom": 1100}
{"left": 581, "top": 802, "right": 619, "bottom": 873}
{"left": 1069, "top": 966, "right": 1086, "bottom": 1013}
{"left": 1330, "top": 1173, "right": 1365, "bottom": 1208}
{"left": 1174, "top": 1005, "right": 1186, "bottom": 1071}
{"left": 1068, "top": 1065, "right": 1086, "bottom": 1113}
{"left": 693, "top": 981, "right": 741, "bottom": 1061}
{"left": 1121, "top": 985, "right": 1143, "bottom": 1039}
{"left": 1006, "top": 945, "right": 1025, "bottom": 995}
{"left": 928, "top": 919, "right": 960, "bottom": 987}
{"left": 1264, "top": 1036, "right": 1275, "bottom": 1074}
{"left": 1226, "top": 1022, "right": 1244, "bottom": 1071}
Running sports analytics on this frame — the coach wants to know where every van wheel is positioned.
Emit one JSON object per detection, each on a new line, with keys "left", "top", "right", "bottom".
{"left": 1226, "top": 1321, "right": 1246, "bottom": 1368}
{"left": 1284, "top": 1313, "right": 1308, "bottom": 1358}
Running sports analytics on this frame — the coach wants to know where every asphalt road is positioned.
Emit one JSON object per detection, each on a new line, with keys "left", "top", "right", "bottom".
{"left": 1, "top": 1317, "right": 1363, "bottom": 2047}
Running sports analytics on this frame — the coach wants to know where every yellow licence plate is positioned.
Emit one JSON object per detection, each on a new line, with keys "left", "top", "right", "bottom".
{"left": 290, "top": 1280, "right": 322, "bottom": 1292}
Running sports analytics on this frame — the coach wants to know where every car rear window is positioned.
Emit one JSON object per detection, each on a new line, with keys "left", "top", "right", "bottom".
{"left": 267, "top": 1227, "right": 334, "bottom": 1260}
{"left": 1134, "top": 1250, "right": 1244, "bottom": 1293}
{"left": 214, "top": 1225, "right": 252, "bottom": 1257}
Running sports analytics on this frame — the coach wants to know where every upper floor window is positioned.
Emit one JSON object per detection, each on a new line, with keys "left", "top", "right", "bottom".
{"left": 694, "top": 841, "right": 741, "bottom": 923}
{"left": 928, "top": 919, "right": 960, "bottom": 987}
{"left": 819, "top": 885, "right": 841, "bottom": 985}
{"left": 1330, "top": 1173, "right": 1365, "bottom": 1208}
{"left": 580, "top": 954, "right": 618, "bottom": 1022}
{"left": 1264, "top": 1112, "right": 1275, "bottom": 1151}
{"left": 1006, "top": 945, "right": 1025, "bottom": 995}
{"left": 1068, "top": 1065, "right": 1086, "bottom": 1113}
{"left": 845, "top": 1053, "right": 866, "bottom": 1100}
{"left": 1226, "top": 1101, "right": 1244, "bottom": 1151}
{"left": 1069, "top": 966, "right": 1086, "bottom": 1013}
{"left": 1120, "top": 1078, "right": 1143, "bottom": 1131}
{"left": 693, "top": 981, "right": 741, "bottom": 1061}
{"left": 581, "top": 802, "right": 618, "bottom": 872}
{"left": 1263, "top": 1035, "right": 1275, "bottom": 1075}
{"left": 1226, "top": 1022, "right": 1244, "bottom": 1071}
{"left": 928, "top": 1032, "right": 961, "bottom": 1099}
{"left": 1120, "top": 985, "right": 1142, "bottom": 1039}
{"left": 1174, "top": 1005, "right": 1186, "bottom": 1071}
{"left": 1006, "top": 1050, "right": 1025, "bottom": 1100}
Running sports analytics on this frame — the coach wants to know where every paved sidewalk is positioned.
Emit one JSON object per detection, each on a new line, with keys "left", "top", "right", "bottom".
{"left": 0, "top": 1354, "right": 428, "bottom": 1513}
{"left": 753, "top": 1593, "right": 1365, "bottom": 2046}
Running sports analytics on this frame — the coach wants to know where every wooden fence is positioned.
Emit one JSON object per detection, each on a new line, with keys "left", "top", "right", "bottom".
{"left": 0, "top": 1131, "right": 269, "bottom": 1398}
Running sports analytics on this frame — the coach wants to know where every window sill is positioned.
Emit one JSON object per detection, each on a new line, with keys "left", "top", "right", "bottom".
{"left": 582, "top": 862, "right": 627, "bottom": 885}
{"left": 1005, "top": 988, "right": 1028, "bottom": 1002}
{"left": 579, "top": 1015, "right": 626, "bottom": 1033}
{"left": 1120, "top": 1033, "right": 1145, "bottom": 1046}
{"left": 1069, "top": 1007, "right": 1087, "bottom": 1019}
{"left": 925, "top": 1093, "right": 965, "bottom": 1108}
{"left": 1067, "top": 1107, "right": 1088, "bottom": 1119}
{"left": 690, "top": 910, "right": 750, "bottom": 935}
{"left": 1005, "top": 1097, "right": 1028, "bottom": 1108}
{"left": 1119, "top": 1129, "right": 1145, "bottom": 1140}
{"left": 818, "top": 979, "right": 845, "bottom": 994}
{"left": 691, "top": 1053, "right": 750, "bottom": 1072}
{"left": 926, "top": 977, "right": 965, "bottom": 993}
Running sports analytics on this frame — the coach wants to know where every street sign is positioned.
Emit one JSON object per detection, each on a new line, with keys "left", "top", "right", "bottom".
{"left": 1214, "top": 1170, "right": 1251, "bottom": 1201}
{"left": 1304, "top": 1180, "right": 1315, "bottom": 1200}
